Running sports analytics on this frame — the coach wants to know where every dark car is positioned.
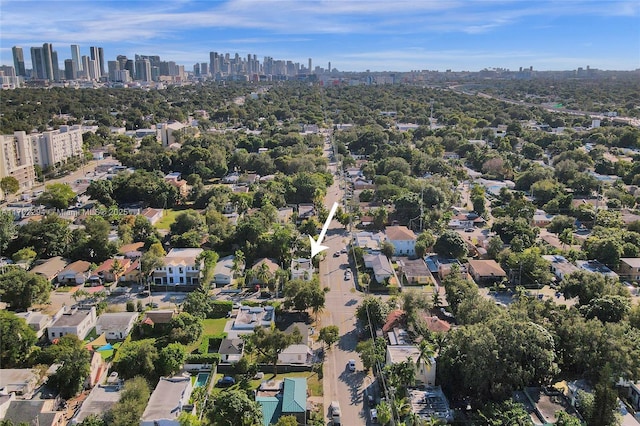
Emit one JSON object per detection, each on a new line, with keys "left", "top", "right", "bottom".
{"left": 217, "top": 376, "right": 236, "bottom": 387}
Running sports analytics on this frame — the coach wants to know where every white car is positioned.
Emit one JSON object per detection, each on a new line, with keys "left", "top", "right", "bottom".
{"left": 330, "top": 401, "right": 341, "bottom": 425}
{"left": 344, "top": 270, "right": 352, "bottom": 281}
{"left": 348, "top": 359, "right": 356, "bottom": 372}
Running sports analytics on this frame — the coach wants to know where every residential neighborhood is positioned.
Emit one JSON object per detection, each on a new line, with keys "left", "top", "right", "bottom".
{"left": 1, "top": 75, "right": 640, "bottom": 426}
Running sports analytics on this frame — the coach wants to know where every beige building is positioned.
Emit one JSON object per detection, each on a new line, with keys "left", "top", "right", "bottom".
{"left": 14, "top": 126, "right": 84, "bottom": 168}
{"left": 0, "top": 133, "right": 36, "bottom": 198}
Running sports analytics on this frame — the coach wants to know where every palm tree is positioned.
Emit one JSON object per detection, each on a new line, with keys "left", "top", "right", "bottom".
{"left": 256, "top": 262, "right": 272, "bottom": 288}
{"left": 232, "top": 249, "right": 245, "bottom": 277}
{"left": 416, "top": 340, "right": 435, "bottom": 379}
{"left": 431, "top": 290, "right": 442, "bottom": 309}
{"left": 109, "top": 258, "right": 126, "bottom": 284}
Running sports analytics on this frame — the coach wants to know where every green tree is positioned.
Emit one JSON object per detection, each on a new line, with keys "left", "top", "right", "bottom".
{"left": 244, "top": 326, "right": 302, "bottom": 376}
{"left": 433, "top": 230, "right": 468, "bottom": 259}
{"left": 37, "top": 183, "right": 76, "bottom": 209}
{"left": 560, "top": 270, "right": 629, "bottom": 306}
{"left": 158, "top": 343, "right": 187, "bottom": 377}
{"left": 273, "top": 415, "right": 298, "bottom": 426}
{"left": 11, "top": 246, "right": 37, "bottom": 263}
{"left": 554, "top": 411, "right": 583, "bottom": 426}
{"left": 105, "top": 377, "right": 151, "bottom": 426}
{"left": 580, "top": 295, "right": 631, "bottom": 323}
{"left": 168, "top": 313, "right": 203, "bottom": 345}
{"left": 318, "top": 325, "right": 340, "bottom": 349}
{"left": 113, "top": 339, "right": 159, "bottom": 380}
{"left": 588, "top": 364, "right": 619, "bottom": 426}
{"left": 78, "top": 415, "right": 106, "bottom": 426}
{"left": 46, "top": 335, "right": 91, "bottom": 399}
{"left": 355, "top": 337, "right": 386, "bottom": 372}
{"left": 0, "top": 267, "right": 50, "bottom": 310}
{"left": 441, "top": 273, "right": 478, "bottom": 316}
{"left": 376, "top": 399, "right": 393, "bottom": 426}
{"left": 474, "top": 399, "right": 534, "bottom": 425}
{"left": 0, "top": 176, "right": 19, "bottom": 200}
{"left": 356, "top": 296, "right": 390, "bottom": 332}
{"left": 0, "top": 210, "right": 16, "bottom": 257}
{"left": 0, "top": 311, "right": 37, "bottom": 368}
{"left": 207, "top": 389, "right": 263, "bottom": 426}
{"left": 182, "top": 290, "right": 212, "bottom": 319}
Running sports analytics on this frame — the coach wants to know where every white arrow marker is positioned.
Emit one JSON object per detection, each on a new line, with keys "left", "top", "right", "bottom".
{"left": 309, "top": 201, "right": 340, "bottom": 258}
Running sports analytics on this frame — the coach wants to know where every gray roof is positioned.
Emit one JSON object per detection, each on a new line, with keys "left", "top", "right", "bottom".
{"left": 96, "top": 312, "right": 139, "bottom": 332}
{"left": 3, "top": 400, "right": 59, "bottom": 426}
{"left": 141, "top": 376, "right": 192, "bottom": 422}
{"left": 50, "top": 308, "right": 94, "bottom": 327}
{"left": 0, "top": 369, "right": 38, "bottom": 393}
{"left": 73, "top": 385, "right": 122, "bottom": 423}
{"left": 218, "top": 338, "right": 244, "bottom": 355}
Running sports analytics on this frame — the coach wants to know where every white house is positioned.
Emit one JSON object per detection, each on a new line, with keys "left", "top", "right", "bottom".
{"left": 214, "top": 255, "right": 234, "bottom": 286}
{"left": 48, "top": 307, "right": 97, "bottom": 341}
{"left": 140, "top": 375, "right": 194, "bottom": 426}
{"left": 385, "top": 226, "right": 417, "bottom": 257}
{"left": 153, "top": 248, "right": 203, "bottom": 287}
{"left": 218, "top": 338, "right": 244, "bottom": 363}
{"left": 290, "top": 258, "right": 314, "bottom": 281}
{"left": 364, "top": 253, "right": 394, "bottom": 283}
{"left": 232, "top": 306, "right": 275, "bottom": 331}
{"left": 278, "top": 344, "right": 313, "bottom": 365}
{"left": 95, "top": 312, "right": 138, "bottom": 340}
{"left": 386, "top": 345, "right": 436, "bottom": 386}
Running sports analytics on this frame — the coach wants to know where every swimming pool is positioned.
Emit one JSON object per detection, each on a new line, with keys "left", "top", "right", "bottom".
{"left": 194, "top": 372, "right": 209, "bottom": 388}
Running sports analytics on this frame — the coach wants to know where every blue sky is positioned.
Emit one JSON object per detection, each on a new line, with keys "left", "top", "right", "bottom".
{"left": 1, "top": 0, "right": 639, "bottom": 72}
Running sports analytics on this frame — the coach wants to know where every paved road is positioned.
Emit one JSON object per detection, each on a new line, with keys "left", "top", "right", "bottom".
{"left": 319, "top": 136, "right": 370, "bottom": 426}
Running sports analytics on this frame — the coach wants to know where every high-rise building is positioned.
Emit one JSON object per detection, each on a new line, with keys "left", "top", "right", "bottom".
{"left": 0, "top": 133, "right": 36, "bottom": 198}
{"left": 209, "top": 51, "right": 219, "bottom": 76}
{"left": 200, "top": 62, "right": 208, "bottom": 76}
{"left": 90, "top": 46, "right": 104, "bottom": 78}
{"left": 71, "top": 44, "right": 82, "bottom": 76}
{"left": 308, "top": 58, "right": 312, "bottom": 73}
{"left": 30, "top": 47, "right": 45, "bottom": 79}
{"left": 107, "top": 60, "right": 120, "bottom": 81}
{"left": 41, "top": 43, "right": 55, "bottom": 81}
{"left": 135, "top": 58, "right": 151, "bottom": 81}
{"left": 51, "top": 50, "right": 60, "bottom": 81}
{"left": 64, "top": 59, "right": 77, "bottom": 80}
{"left": 12, "top": 46, "right": 26, "bottom": 77}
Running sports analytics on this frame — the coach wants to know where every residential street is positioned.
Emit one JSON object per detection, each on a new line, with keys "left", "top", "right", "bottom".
{"left": 319, "top": 137, "right": 369, "bottom": 425}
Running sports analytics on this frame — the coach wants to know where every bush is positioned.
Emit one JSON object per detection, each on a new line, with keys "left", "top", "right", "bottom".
{"left": 185, "top": 353, "right": 221, "bottom": 364}
{"left": 126, "top": 300, "right": 135, "bottom": 312}
{"left": 210, "top": 300, "right": 232, "bottom": 318}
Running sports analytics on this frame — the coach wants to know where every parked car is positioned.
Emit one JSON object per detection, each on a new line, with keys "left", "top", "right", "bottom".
{"left": 464, "top": 228, "right": 474, "bottom": 232}
{"left": 348, "top": 359, "right": 356, "bottom": 372}
{"left": 370, "top": 408, "right": 379, "bottom": 424}
{"left": 217, "top": 376, "right": 236, "bottom": 387}
{"left": 333, "top": 251, "right": 341, "bottom": 257}
{"left": 330, "top": 401, "right": 341, "bottom": 425}
{"left": 146, "top": 302, "right": 159, "bottom": 308}
{"left": 344, "top": 270, "right": 352, "bottom": 281}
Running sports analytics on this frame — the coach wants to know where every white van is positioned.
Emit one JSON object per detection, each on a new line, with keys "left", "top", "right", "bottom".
{"left": 330, "top": 401, "right": 341, "bottom": 425}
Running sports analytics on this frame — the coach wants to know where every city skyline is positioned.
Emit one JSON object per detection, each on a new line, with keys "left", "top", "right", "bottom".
{"left": 1, "top": 0, "right": 639, "bottom": 72}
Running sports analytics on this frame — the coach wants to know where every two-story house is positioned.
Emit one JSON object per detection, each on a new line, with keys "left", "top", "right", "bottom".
{"left": 47, "top": 307, "right": 97, "bottom": 341}
{"left": 153, "top": 248, "right": 203, "bottom": 288}
{"left": 385, "top": 226, "right": 417, "bottom": 257}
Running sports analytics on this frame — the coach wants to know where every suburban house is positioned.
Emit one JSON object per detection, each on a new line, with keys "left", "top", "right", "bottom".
{"left": 278, "top": 344, "right": 313, "bottom": 365}
{"left": 532, "top": 209, "right": 555, "bottom": 227}
{"left": 218, "top": 338, "right": 244, "bottom": 363}
{"left": 15, "top": 310, "right": 54, "bottom": 338}
{"left": 363, "top": 253, "right": 394, "bottom": 283}
{"left": 619, "top": 258, "right": 640, "bottom": 282}
{"left": 418, "top": 313, "right": 452, "bottom": 334}
{"left": 56, "top": 260, "right": 92, "bottom": 285}
{"left": 47, "top": 307, "right": 97, "bottom": 341}
{"left": 467, "top": 259, "right": 507, "bottom": 285}
{"left": 627, "top": 381, "right": 640, "bottom": 412}
{"left": 448, "top": 214, "right": 475, "bottom": 230}
{"left": 153, "top": 248, "right": 203, "bottom": 288}
{"left": 0, "top": 369, "right": 39, "bottom": 396}
{"left": 352, "top": 231, "right": 385, "bottom": 252}
{"left": 140, "top": 375, "right": 194, "bottom": 426}
{"left": 250, "top": 258, "right": 280, "bottom": 286}
{"left": 542, "top": 255, "right": 579, "bottom": 281}
{"left": 290, "top": 258, "right": 314, "bottom": 281}
{"left": 95, "top": 312, "right": 139, "bottom": 340}
{"left": 386, "top": 345, "right": 436, "bottom": 386}
{"left": 0, "top": 395, "right": 64, "bottom": 426}
{"left": 436, "top": 258, "right": 465, "bottom": 279}
{"left": 120, "top": 259, "right": 140, "bottom": 283}
{"left": 164, "top": 172, "right": 189, "bottom": 197}
{"left": 385, "top": 226, "right": 417, "bottom": 257}
{"left": 397, "top": 258, "right": 434, "bottom": 286}
{"left": 297, "top": 204, "right": 315, "bottom": 222}
{"left": 576, "top": 260, "right": 619, "bottom": 279}
{"left": 85, "top": 351, "right": 107, "bottom": 389}
{"left": 71, "top": 380, "right": 122, "bottom": 424}
{"left": 30, "top": 256, "right": 67, "bottom": 283}
{"left": 256, "top": 378, "right": 308, "bottom": 426}
{"left": 232, "top": 306, "right": 275, "bottom": 332}
{"left": 140, "top": 207, "right": 164, "bottom": 225}
{"left": 93, "top": 258, "right": 132, "bottom": 283}
{"left": 213, "top": 255, "right": 235, "bottom": 286}
{"left": 277, "top": 207, "right": 294, "bottom": 224}
{"left": 408, "top": 387, "right": 454, "bottom": 424}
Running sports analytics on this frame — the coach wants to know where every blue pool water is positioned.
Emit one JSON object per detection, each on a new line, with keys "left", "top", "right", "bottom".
{"left": 195, "top": 373, "right": 209, "bottom": 388}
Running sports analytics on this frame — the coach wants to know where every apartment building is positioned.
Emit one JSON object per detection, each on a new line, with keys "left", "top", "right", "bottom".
{"left": 0, "top": 133, "right": 36, "bottom": 197}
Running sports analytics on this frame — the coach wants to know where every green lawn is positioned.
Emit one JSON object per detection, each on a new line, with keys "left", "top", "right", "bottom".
{"left": 211, "top": 370, "right": 323, "bottom": 397}
{"left": 186, "top": 318, "right": 229, "bottom": 353}
{"left": 154, "top": 209, "right": 186, "bottom": 230}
